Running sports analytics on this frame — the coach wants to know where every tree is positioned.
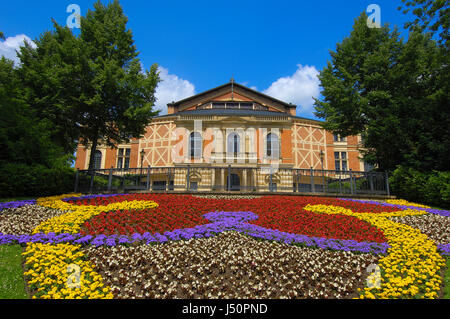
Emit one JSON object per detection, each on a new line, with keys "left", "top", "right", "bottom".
{"left": 18, "top": 23, "right": 87, "bottom": 155}
{"left": 78, "top": 0, "right": 160, "bottom": 169}
{"left": 398, "top": 0, "right": 449, "bottom": 46}
{"left": 314, "top": 12, "right": 449, "bottom": 172}
{"left": 0, "top": 57, "right": 67, "bottom": 167}
{"left": 0, "top": 31, "right": 4, "bottom": 40}
{"left": 314, "top": 13, "right": 403, "bottom": 170}
{"left": 17, "top": 0, "right": 160, "bottom": 169}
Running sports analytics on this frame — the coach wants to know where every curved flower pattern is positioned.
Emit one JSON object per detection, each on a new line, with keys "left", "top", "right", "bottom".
{"left": 35, "top": 197, "right": 159, "bottom": 234}
{"left": 22, "top": 194, "right": 127, "bottom": 299}
{"left": 23, "top": 243, "right": 114, "bottom": 299}
{"left": 303, "top": 204, "right": 446, "bottom": 299}
{"left": 341, "top": 198, "right": 450, "bottom": 218}
{"left": 0, "top": 193, "right": 448, "bottom": 299}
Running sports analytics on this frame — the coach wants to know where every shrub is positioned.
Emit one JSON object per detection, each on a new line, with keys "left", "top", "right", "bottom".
{"left": 390, "top": 166, "right": 450, "bottom": 209}
{"left": 0, "top": 163, "right": 75, "bottom": 198}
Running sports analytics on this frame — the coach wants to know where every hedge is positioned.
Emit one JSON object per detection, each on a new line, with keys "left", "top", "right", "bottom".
{"left": 0, "top": 163, "right": 76, "bottom": 198}
{"left": 390, "top": 166, "right": 450, "bottom": 209}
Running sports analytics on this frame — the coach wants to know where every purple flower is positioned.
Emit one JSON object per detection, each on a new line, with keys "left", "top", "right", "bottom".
{"left": 105, "top": 235, "right": 117, "bottom": 246}
{"left": 0, "top": 199, "right": 36, "bottom": 211}
{"left": 437, "top": 244, "right": 450, "bottom": 255}
{"left": 118, "top": 236, "right": 130, "bottom": 244}
{"left": 131, "top": 233, "right": 143, "bottom": 243}
{"left": 74, "top": 235, "right": 93, "bottom": 245}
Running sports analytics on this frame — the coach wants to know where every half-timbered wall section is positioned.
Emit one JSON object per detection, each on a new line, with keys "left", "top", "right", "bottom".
{"left": 74, "top": 81, "right": 366, "bottom": 190}
{"left": 292, "top": 120, "right": 327, "bottom": 170}
{"left": 139, "top": 119, "right": 175, "bottom": 167}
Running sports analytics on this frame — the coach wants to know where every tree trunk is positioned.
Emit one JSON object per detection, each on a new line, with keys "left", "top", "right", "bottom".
{"left": 88, "top": 134, "right": 99, "bottom": 170}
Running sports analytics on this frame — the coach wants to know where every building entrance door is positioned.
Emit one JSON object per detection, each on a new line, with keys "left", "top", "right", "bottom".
{"left": 227, "top": 173, "right": 240, "bottom": 191}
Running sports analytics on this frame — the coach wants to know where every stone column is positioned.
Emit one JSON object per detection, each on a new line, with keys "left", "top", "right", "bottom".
{"left": 221, "top": 168, "right": 225, "bottom": 191}
{"left": 211, "top": 168, "right": 216, "bottom": 191}
{"left": 242, "top": 169, "right": 247, "bottom": 192}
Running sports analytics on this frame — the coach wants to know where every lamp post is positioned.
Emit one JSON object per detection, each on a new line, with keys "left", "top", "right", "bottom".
{"left": 140, "top": 149, "right": 145, "bottom": 185}
{"left": 319, "top": 149, "right": 325, "bottom": 193}
{"left": 319, "top": 150, "right": 324, "bottom": 171}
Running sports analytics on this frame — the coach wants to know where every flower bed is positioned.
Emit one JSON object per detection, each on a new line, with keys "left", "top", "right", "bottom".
{"left": 79, "top": 194, "right": 389, "bottom": 243}
{"left": 84, "top": 232, "right": 380, "bottom": 299}
{"left": 304, "top": 203, "right": 446, "bottom": 298}
{"left": 23, "top": 242, "right": 113, "bottom": 299}
{"left": 0, "top": 193, "right": 448, "bottom": 299}
{"left": 0, "top": 199, "right": 36, "bottom": 211}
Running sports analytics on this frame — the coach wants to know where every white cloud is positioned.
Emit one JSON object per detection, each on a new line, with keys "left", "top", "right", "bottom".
{"left": 154, "top": 66, "right": 196, "bottom": 114}
{"left": 263, "top": 64, "right": 320, "bottom": 116}
{"left": 0, "top": 34, "right": 36, "bottom": 66}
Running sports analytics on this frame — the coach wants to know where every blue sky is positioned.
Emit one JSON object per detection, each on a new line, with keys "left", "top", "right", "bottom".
{"left": 0, "top": 0, "right": 416, "bottom": 119}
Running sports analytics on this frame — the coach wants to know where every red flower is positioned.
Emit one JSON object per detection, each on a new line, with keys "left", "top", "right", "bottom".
{"left": 79, "top": 194, "right": 390, "bottom": 243}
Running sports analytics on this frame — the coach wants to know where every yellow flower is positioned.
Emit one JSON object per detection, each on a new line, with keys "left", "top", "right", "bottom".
{"left": 23, "top": 193, "right": 135, "bottom": 299}
{"left": 304, "top": 204, "right": 445, "bottom": 299}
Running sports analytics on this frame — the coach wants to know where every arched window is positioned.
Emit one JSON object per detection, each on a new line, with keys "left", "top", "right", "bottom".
{"left": 227, "top": 133, "right": 240, "bottom": 156}
{"left": 93, "top": 150, "right": 102, "bottom": 169}
{"left": 189, "top": 132, "right": 202, "bottom": 159}
{"left": 266, "top": 133, "right": 279, "bottom": 158}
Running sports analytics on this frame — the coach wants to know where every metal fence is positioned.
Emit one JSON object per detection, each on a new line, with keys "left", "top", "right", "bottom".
{"left": 74, "top": 166, "right": 390, "bottom": 196}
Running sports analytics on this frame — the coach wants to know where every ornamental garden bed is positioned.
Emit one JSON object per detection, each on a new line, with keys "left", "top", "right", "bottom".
{"left": 0, "top": 194, "right": 449, "bottom": 299}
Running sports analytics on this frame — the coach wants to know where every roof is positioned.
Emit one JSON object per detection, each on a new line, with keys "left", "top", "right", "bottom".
{"left": 161, "top": 109, "right": 289, "bottom": 117}
{"left": 154, "top": 108, "right": 322, "bottom": 123}
{"left": 167, "top": 81, "right": 297, "bottom": 112}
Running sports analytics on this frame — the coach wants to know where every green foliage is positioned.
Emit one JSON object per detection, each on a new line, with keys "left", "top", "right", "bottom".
{"left": 327, "top": 178, "right": 373, "bottom": 192}
{"left": 0, "top": 56, "right": 74, "bottom": 197}
{"left": 0, "top": 57, "right": 69, "bottom": 168}
{"left": 77, "top": 0, "right": 160, "bottom": 155}
{"left": 1, "top": 2, "right": 160, "bottom": 195}
{"left": 17, "top": 23, "right": 88, "bottom": 155}
{"left": 16, "top": 0, "right": 160, "bottom": 170}
{"left": 314, "top": 12, "right": 449, "bottom": 172}
{"left": 0, "top": 164, "right": 76, "bottom": 198}
{"left": 398, "top": 0, "right": 449, "bottom": 46}
{"left": 390, "top": 166, "right": 450, "bottom": 208}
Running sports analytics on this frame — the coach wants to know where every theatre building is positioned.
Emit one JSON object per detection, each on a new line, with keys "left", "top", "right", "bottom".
{"left": 74, "top": 80, "right": 375, "bottom": 193}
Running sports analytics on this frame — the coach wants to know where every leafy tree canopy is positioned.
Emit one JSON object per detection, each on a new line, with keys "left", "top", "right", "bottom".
{"left": 314, "top": 12, "right": 449, "bottom": 172}
{"left": 0, "top": 57, "right": 70, "bottom": 168}
{"left": 398, "top": 0, "right": 449, "bottom": 47}
{"left": 17, "top": 0, "right": 160, "bottom": 169}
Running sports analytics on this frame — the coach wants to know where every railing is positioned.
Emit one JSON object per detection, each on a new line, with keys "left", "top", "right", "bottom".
{"left": 74, "top": 166, "right": 390, "bottom": 196}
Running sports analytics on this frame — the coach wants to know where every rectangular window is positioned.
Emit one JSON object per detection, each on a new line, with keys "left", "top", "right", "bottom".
{"left": 240, "top": 103, "right": 253, "bottom": 109}
{"left": 212, "top": 102, "right": 225, "bottom": 109}
{"left": 227, "top": 102, "right": 239, "bottom": 109}
{"left": 117, "top": 148, "right": 131, "bottom": 169}
{"left": 334, "top": 152, "right": 348, "bottom": 171}
{"left": 333, "top": 134, "right": 346, "bottom": 142}
{"left": 189, "top": 182, "right": 198, "bottom": 191}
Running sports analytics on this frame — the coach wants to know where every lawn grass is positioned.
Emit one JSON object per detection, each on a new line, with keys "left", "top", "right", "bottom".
{"left": 444, "top": 257, "right": 450, "bottom": 299}
{"left": 0, "top": 245, "right": 29, "bottom": 299}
